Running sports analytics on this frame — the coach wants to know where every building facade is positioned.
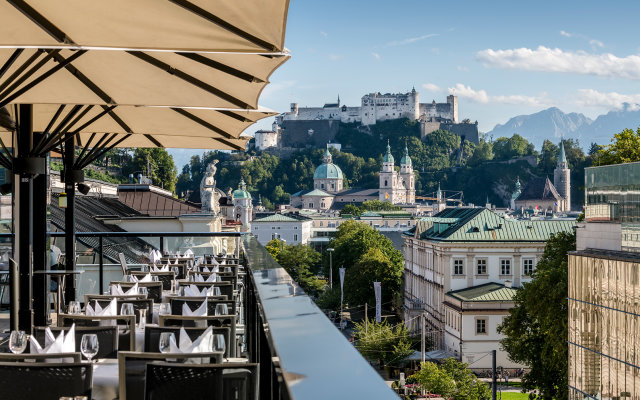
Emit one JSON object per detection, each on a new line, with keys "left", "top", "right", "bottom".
{"left": 251, "top": 213, "right": 313, "bottom": 245}
{"left": 254, "top": 129, "right": 279, "bottom": 150}
{"left": 569, "top": 161, "right": 640, "bottom": 399}
{"left": 403, "top": 208, "right": 575, "bottom": 358}
{"left": 313, "top": 146, "right": 344, "bottom": 194}
{"left": 379, "top": 143, "right": 415, "bottom": 205}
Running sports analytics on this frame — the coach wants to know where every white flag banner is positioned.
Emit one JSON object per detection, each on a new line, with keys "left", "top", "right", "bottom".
{"left": 339, "top": 267, "right": 346, "bottom": 304}
{"left": 374, "top": 282, "right": 382, "bottom": 323}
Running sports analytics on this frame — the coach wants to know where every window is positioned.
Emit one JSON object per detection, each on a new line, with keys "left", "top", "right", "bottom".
{"left": 523, "top": 259, "right": 534, "bottom": 276}
{"left": 476, "top": 319, "right": 487, "bottom": 334}
{"left": 501, "top": 259, "right": 511, "bottom": 275}
{"left": 294, "top": 234, "right": 298, "bottom": 241}
{"left": 309, "top": 203, "right": 314, "bottom": 208}
{"left": 476, "top": 259, "right": 487, "bottom": 275}
{"left": 453, "top": 259, "right": 464, "bottom": 275}
{"left": 321, "top": 184, "right": 325, "bottom": 189}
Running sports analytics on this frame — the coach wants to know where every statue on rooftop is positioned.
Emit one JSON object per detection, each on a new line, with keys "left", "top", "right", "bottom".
{"left": 200, "top": 160, "right": 220, "bottom": 215}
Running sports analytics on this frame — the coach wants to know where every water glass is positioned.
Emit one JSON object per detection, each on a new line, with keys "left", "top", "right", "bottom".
{"left": 138, "top": 309, "right": 147, "bottom": 330}
{"left": 120, "top": 303, "right": 134, "bottom": 316}
{"left": 9, "top": 330, "right": 27, "bottom": 354}
{"left": 138, "top": 287, "right": 148, "bottom": 297}
{"left": 67, "top": 300, "right": 81, "bottom": 314}
{"left": 170, "top": 280, "right": 177, "bottom": 294}
{"left": 215, "top": 303, "right": 228, "bottom": 316}
{"left": 212, "top": 286, "right": 221, "bottom": 296}
{"left": 152, "top": 275, "right": 159, "bottom": 282}
{"left": 159, "top": 332, "right": 174, "bottom": 353}
{"left": 80, "top": 334, "right": 99, "bottom": 362}
{"left": 172, "top": 266, "right": 180, "bottom": 278}
{"left": 158, "top": 303, "right": 171, "bottom": 315}
{"left": 212, "top": 333, "right": 225, "bottom": 355}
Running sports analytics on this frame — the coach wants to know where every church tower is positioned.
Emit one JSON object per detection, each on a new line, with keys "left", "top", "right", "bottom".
{"left": 399, "top": 144, "right": 415, "bottom": 204}
{"left": 379, "top": 141, "right": 397, "bottom": 203}
{"left": 553, "top": 141, "right": 571, "bottom": 212}
{"left": 232, "top": 178, "right": 253, "bottom": 231}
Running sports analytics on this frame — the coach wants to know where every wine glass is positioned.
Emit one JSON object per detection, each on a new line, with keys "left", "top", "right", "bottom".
{"left": 80, "top": 334, "right": 99, "bottom": 362}
{"left": 152, "top": 275, "right": 159, "bottom": 282}
{"left": 138, "top": 287, "right": 148, "bottom": 297}
{"left": 9, "top": 330, "right": 27, "bottom": 354}
{"left": 215, "top": 303, "right": 228, "bottom": 316}
{"left": 172, "top": 266, "right": 180, "bottom": 279}
{"left": 158, "top": 303, "right": 171, "bottom": 316}
{"left": 67, "top": 300, "right": 81, "bottom": 314}
{"left": 159, "top": 332, "right": 174, "bottom": 354}
{"left": 120, "top": 303, "right": 134, "bottom": 316}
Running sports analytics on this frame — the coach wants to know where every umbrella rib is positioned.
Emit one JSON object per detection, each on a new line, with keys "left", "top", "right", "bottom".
{"left": 0, "top": 49, "right": 60, "bottom": 102}
{"left": 0, "top": 50, "right": 43, "bottom": 96}
{"left": 7, "top": 0, "right": 75, "bottom": 44}
{"left": 80, "top": 134, "right": 131, "bottom": 168}
{"left": 0, "top": 49, "right": 24, "bottom": 81}
{"left": 74, "top": 132, "right": 97, "bottom": 167}
{"left": 31, "top": 104, "right": 84, "bottom": 156}
{"left": 176, "top": 52, "right": 263, "bottom": 83}
{"left": 171, "top": 108, "right": 234, "bottom": 140}
{"left": 48, "top": 51, "right": 112, "bottom": 104}
{"left": 144, "top": 134, "right": 163, "bottom": 148}
{"left": 102, "top": 105, "right": 132, "bottom": 133}
{"left": 213, "top": 137, "right": 243, "bottom": 151}
{"left": 76, "top": 132, "right": 114, "bottom": 168}
{"left": 70, "top": 105, "right": 118, "bottom": 134}
{"left": 127, "top": 51, "right": 251, "bottom": 109}
{"left": 216, "top": 110, "right": 251, "bottom": 123}
{"left": 168, "top": 0, "right": 278, "bottom": 52}
{"left": 0, "top": 137, "right": 13, "bottom": 168}
{"left": 42, "top": 104, "right": 66, "bottom": 134}
{"left": 0, "top": 50, "right": 85, "bottom": 109}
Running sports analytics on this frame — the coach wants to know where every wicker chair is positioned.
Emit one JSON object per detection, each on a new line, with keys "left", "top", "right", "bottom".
{"left": 144, "top": 362, "right": 258, "bottom": 400}
{"left": 33, "top": 325, "right": 119, "bottom": 359}
{"left": 118, "top": 351, "right": 223, "bottom": 400}
{"left": 144, "top": 326, "right": 231, "bottom": 358}
{"left": 0, "top": 362, "right": 93, "bottom": 399}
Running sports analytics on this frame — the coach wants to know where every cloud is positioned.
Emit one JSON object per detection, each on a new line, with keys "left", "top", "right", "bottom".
{"left": 320, "top": 31, "right": 328, "bottom": 38}
{"left": 574, "top": 89, "right": 640, "bottom": 110}
{"left": 559, "top": 30, "right": 605, "bottom": 49}
{"left": 589, "top": 39, "right": 604, "bottom": 48}
{"left": 560, "top": 30, "right": 573, "bottom": 38}
{"left": 371, "top": 52, "right": 381, "bottom": 60}
{"left": 422, "top": 83, "right": 441, "bottom": 92}
{"left": 448, "top": 83, "right": 550, "bottom": 107}
{"left": 327, "top": 54, "right": 342, "bottom": 61}
{"left": 476, "top": 46, "right": 640, "bottom": 80}
{"left": 385, "top": 33, "right": 439, "bottom": 47}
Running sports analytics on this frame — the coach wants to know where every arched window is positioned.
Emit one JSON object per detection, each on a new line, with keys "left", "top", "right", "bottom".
{"left": 384, "top": 180, "right": 388, "bottom": 186}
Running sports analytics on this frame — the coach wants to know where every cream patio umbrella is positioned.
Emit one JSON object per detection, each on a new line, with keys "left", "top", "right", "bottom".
{"left": 0, "top": 0, "right": 291, "bottom": 330}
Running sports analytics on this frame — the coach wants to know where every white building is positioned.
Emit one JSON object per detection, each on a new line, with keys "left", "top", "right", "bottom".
{"left": 443, "top": 283, "right": 521, "bottom": 369}
{"left": 278, "top": 90, "right": 457, "bottom": 126}
{"left": 231, "top": 178, "right": 253, "bottom": 231}
{"left": 379, "top": 143, "right": 415, "bottom": 205}
{"left": 403, "top": 207, "right": 576, "bottom": 366}
{"left": 254, "top": 129, "right": 279, "bottom": 150}
{"left": 251, "top": 213, "right": 313, "bottom": 245}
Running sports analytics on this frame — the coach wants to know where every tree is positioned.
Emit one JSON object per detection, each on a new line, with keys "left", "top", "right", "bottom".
{"left": 597, "top": 127, "right": 640, "bottom": 165}
{"left": 340, "top": 203, "right": 361, "bottom": 216}
{"left": 264, "top": 239, "right": 324, "bottom": 296}
{"left": 499, "top": 231, "right": 576, "bottom": 400}
{"left": 353, "top": 319, "right": 416, "bottom": 366}
{"left": 539, "top": 139, "right": 559, "bottom": 174}
{"left": 327, "top": 220, "right": 403, "bottom": 305}
{"left": 493, "top": 134, "right": 536, "bottom": 161}
{"left": 123, "top": 148, "right": 178, "bottom": 193}
{"left": 467, "top": 139, "right": 493, "bottom": 166}
{"left": 411, "top": 358, "right": 491, "bottom": 400}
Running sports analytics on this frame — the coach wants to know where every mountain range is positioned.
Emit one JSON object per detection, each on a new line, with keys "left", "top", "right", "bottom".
{"left": 486, "top": 104, "right": 640, "bottom": 149}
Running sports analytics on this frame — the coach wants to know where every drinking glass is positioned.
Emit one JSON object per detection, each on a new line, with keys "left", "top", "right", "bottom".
{"left": 9, "top": 330, "right": 27, "bottom": 354}
{"left": 172, "top": 266, "right": 180, "bottom": 279}
{"left": 80, "top": 334, "right": 99, "bottom": 362}
{"left": 152, "top": 275, "right": 159, "bottom": 282}
{"left": 67, "top": 300, "right": 81, "bottom": 314}
{"left": 138, "top": 287, "right": 148, "bottom": 297}
{"left": 159, "top": 332, "right": 174, "bottom": 354}
{"left": 158, "top": 303, "right": 171, "bottom": 316}
{"left": 215, "top": 303, "right": 228, "bottom": 316}
{"left": 212, "top": 333, "right": 225, "bottom": 356}
{"left": 120, "top": 303, "right": 134, "bottom": 316}
{"left": 138, "top": 309, "right": 147, "bottom": 330}
{"left": 212, "top": 286, "right": 221, "bottom": 296}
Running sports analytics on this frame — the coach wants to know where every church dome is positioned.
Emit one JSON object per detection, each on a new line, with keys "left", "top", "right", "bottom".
{"left": 232, "top": 178, "right": 252, "bottom": 199}
{"left": 383, "top": 142, "right": 394, "bottom": 163}
{"left": 314, "top": 163, "right": 344, "bottom": 180}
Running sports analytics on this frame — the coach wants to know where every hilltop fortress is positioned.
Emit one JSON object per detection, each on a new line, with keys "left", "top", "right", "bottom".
{"left": 259, "top": 89, "right": 478, "bottom": 150}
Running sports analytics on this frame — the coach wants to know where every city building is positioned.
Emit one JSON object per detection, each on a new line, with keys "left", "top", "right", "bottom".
{"left": 514, "top": 141, "right": 571, "bottom": 212}
{"left": 403, "top": 207, "right": 575, "bottom": 368}
{"left": 568, "top": 161, "right": 640, "bottom": 400}
{"left": 251, "top": 213, "right": 313, "bottom": 245}
{"left": 232, "top": 178, "right": 253, "bottom": 230}
{"left": 379, "top": 142, "right": 415, "bottom": 205}
{"left": 254, "top": 129, "right": 279, "bottom": 150}
{"left": 313, "top": 146, "right": 344, "bottom": 194}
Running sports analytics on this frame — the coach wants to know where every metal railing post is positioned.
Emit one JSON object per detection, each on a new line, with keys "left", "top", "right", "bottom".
{"left": 98, "top": 235, "right": 104, "bottom": 294}
{"left": 160, "top": 236, "right": 164, "bottom": 254}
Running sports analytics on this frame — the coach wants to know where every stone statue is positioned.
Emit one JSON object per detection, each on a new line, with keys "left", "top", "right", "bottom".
{"left": 200, "top": 160, "right": 220, "bottom": 215}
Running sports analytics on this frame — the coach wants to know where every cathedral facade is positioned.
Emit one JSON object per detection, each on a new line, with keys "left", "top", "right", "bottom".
{"left": 379, "top": 143, "right": 415, "bottom": 205}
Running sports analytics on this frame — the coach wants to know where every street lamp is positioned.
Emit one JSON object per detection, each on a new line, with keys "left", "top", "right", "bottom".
{"left": 327, "top": 248, "right": 334, "bottom": 289}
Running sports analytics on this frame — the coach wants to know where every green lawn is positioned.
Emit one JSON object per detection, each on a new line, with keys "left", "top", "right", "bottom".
{"left": 499, "top": 392, "right": 530, "bottom": 400}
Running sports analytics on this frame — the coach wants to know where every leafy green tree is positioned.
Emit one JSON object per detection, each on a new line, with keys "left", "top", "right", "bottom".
{"left": 499, "top": 231, "right": 576, "bottom": 400}
{"left": 353, "top": 319, "right": 416, "bottom": 366}
{"left": 265, "top": 239, "right": 324, "bottom": 296}
{"left": 597, "top": 127, "right": 640, "bottom": 165}
{"left": 467, "top": 139, "right": 493, "bottom": 166}
{"left": 123, "top": 148, "right": 178, "bottom": 193}
{"left": 539, "top": 139, "right": 559, "bottom": 174}
{"left": 411, "top": 359, "right": 491, "bottom": 400}
{"left": 340, "top": 204, "right": 361, "bottom": 216}
{"left": 493, "top": 134, "right": 536, "bottom": 161}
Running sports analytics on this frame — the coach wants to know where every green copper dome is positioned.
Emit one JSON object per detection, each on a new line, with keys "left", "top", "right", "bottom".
{"left": 400, "top": 145, "right": 412, "bottom": 166}
{"left": 314, "top": 163, "right": 344, "bottom": 180}
{"left": 232, "top": 178, "right": 252, "bottom": 199}
{"left": 383, "top": 142, "right": 394, "bottom": 163}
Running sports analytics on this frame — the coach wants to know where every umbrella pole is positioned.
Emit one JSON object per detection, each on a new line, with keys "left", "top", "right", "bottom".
{"left": 63, "top": 136, "right": 76, "bottom": 303}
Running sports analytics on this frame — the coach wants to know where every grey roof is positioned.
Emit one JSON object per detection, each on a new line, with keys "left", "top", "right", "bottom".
{"left": 253, "top": 213, "right": 311, "bottom": 223}
{"left": 335, "top": 188, "right": 379, "bottom": 197}
{"left": 516, "top": 177, "right": 563, "bottom": 202}
{"left": 446, "top": 283, "right": 517, "bottom": 302}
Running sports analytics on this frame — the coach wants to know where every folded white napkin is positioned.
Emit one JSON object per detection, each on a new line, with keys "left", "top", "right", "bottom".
{"left": 131, "top": 273, "right": 153, "bottom": 282}
{"left": 86, "top": 298, "right": 117, "bottom": 316}
{"left": 183, "top": 284, "right": 216, "bottom": 297}
{"left": 151, "top": 265, "right": 169, "bottom": 272}
{"left": 184, "top": 249, "right": 194, "bottom": 257}
{"left": 173, "top": 259, "right": 179, "bottom": 265}
{"left": 176, "top": 250, "right": 181, "bottom": 257}
{"left": 182, "top": 300, "right": 207, "bottom": 317}
{"left": 30, "top": 324, "right": 76, "bottom": 355}
{"left": 210, "top": 258, "right": 219, "bottom": 266}
{"left": 168, "top": 326, "right": 214, "bottom": 364}
{"left": 194, "top": 273, "right": 217, "bottom": 283}
{"left": 111, "top": 282, "right": 138, "bottom": 295}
